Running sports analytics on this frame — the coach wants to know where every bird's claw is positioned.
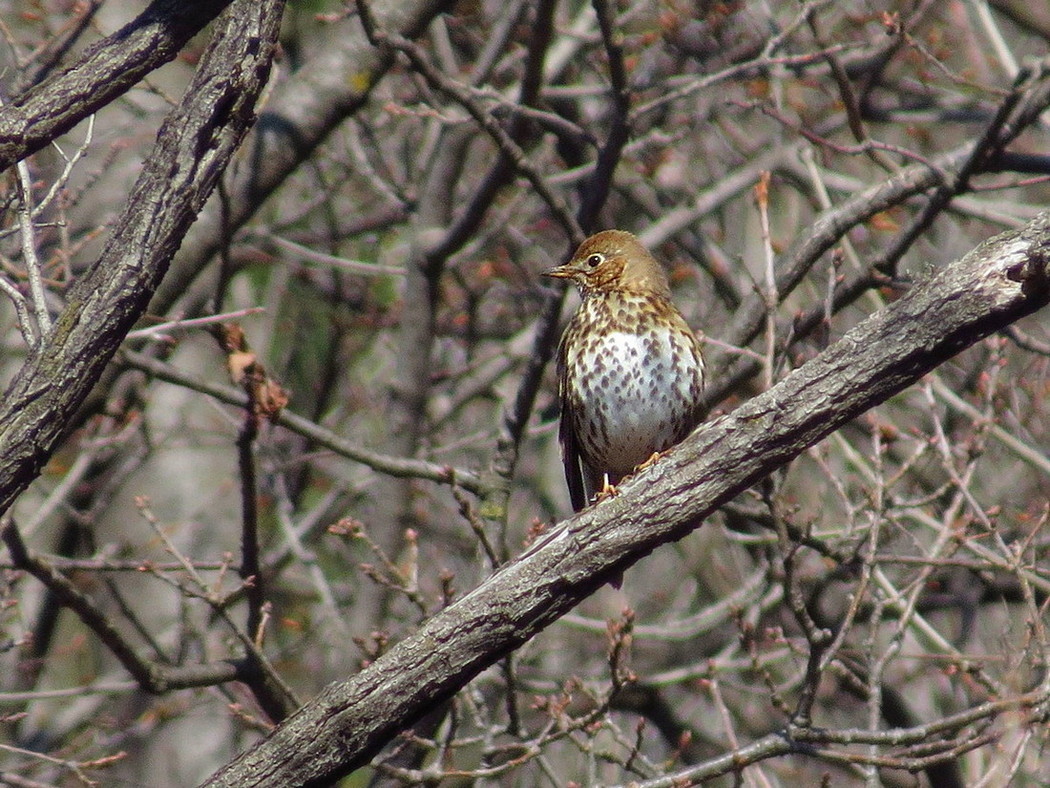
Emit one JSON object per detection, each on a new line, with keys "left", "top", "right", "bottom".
{"left": 635, "top": 450, "right": 665, "bottom": 472}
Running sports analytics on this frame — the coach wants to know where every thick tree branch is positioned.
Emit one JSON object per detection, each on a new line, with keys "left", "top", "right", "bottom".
{"left": 203, "top": 215, "right": 1050, "bottom": 785}
{"left": 0, "top": 0, "right": 285, "bottom": 517}
{"left": 0, "top": 0, "right": 234, "bottom": 171}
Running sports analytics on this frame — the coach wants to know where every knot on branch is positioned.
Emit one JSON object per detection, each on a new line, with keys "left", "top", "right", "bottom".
{"left": 1006, "top": 243, "right": 1050, "bottom": 301}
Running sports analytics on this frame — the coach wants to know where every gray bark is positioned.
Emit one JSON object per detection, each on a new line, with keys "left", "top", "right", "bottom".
{"left": 0, "top": 0, "right": 234, "bottom": 171}
{"left": 201, "top": 214, "right": 1050, "bottom": 785}
{"left": 0, "top": 0, "right": 286, "bottom": 517}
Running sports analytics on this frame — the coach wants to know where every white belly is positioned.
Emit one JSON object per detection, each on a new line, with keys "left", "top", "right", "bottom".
{"left": 567, "top": 330, "right": 699, "bottom": 478}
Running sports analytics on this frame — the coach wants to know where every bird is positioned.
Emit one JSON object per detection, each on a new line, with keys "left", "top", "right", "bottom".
{"left": 546, "top": 230, "right": 705, "bottom": 514}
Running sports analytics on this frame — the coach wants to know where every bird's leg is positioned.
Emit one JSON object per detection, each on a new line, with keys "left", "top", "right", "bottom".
{"left": 592, "top": 473, "right": 619, "bottom": 504}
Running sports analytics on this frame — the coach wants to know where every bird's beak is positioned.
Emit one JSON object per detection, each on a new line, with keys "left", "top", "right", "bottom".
{"left": 544, "top": 265, "right": 573, "bottom": 279}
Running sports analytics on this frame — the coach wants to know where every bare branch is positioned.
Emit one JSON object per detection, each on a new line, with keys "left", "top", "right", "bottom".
{"left": 0, "top": 0, "right": 234, "bottom": 170}
{"left": 204, "top": 213, "right": 1050, "bottom": 786}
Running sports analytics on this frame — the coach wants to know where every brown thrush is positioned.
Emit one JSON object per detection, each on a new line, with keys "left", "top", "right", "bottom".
{"left": 547, "top": 230, "right": 705, "bottom": 512}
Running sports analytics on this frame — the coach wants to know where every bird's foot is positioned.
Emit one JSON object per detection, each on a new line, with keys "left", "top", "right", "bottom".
{"left": 635, "top": 450, "right": 665, "bottom": 473}
{"left": 593, "top": 478, "right": 619, "bottom": 504}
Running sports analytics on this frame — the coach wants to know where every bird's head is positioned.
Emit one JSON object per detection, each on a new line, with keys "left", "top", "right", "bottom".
{"left": 545, "top": 230, "right": 671, "bottom": 298}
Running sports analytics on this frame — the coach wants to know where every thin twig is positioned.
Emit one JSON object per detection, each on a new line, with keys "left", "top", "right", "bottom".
{"left": 14, "top": 158, "right": 51, "bottom": 338}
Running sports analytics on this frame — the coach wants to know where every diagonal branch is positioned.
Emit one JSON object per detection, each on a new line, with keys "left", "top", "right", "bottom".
{"left": 202, "top": 214, "right": 1050, "bottom": 784}
{"left": 0, "top": 0, "right": 234, "bottom": 171}
{"left": 0, "top": 0, "right": 286, "bottom": 518}
{"left": 119, "top": 349, "right": 485, "bottom": 493}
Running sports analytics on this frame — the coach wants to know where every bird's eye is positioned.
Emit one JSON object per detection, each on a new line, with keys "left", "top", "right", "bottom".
{"left": 586, "top": 254, "right": 603, "bottom": 268}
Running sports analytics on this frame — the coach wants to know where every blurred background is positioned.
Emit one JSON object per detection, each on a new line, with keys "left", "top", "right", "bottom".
{"left": 2, "top": 0, "right": 1050, "bottom": 784}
